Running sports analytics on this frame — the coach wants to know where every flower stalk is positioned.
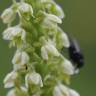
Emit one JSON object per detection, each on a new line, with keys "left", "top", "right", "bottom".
{"left": 1, "top": 0, "right": 80, "bottom": 96}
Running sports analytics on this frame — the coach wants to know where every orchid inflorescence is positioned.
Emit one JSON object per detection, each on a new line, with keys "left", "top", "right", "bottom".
{"left": 1, "top": 0, "right": 80, "bottom": 96}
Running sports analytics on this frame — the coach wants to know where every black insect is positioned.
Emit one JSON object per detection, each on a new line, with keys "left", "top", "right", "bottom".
{"left": 68, "top": 37, "right": 84, "bottom": 69}
{"left": 61, "top": 35, "right": 84, "bottom": 69}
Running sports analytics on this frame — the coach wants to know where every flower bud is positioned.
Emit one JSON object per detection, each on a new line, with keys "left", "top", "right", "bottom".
{"left": 25, "top": 72, "right": 43, "bottom": 88}
{"left": 1, "top": 7, "right": 16, "bottom": 24}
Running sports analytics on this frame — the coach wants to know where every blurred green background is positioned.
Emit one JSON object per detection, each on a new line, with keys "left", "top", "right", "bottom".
{"left": 0, "top": 0, "right": 96, "bottom": 96}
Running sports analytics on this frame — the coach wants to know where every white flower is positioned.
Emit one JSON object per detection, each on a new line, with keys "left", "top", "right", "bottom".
{"left": 61, "top": 58, "right": 75, "bottom": 75}
{"left": 40, "top": 0, "right": 52, "bottom": 3}
{"left": 61, "top": 32, "right": 70, "bottom": 48}
{"left": 41, "top": 40, "right": 60, "bottom": 60}
{"left": 41, "top": 0, "right": 64, "bottom": 19}
{"left": 1, "top": 7, "right": 16, "bottom": 24}
{"left": 45, "top": 13, "right": 62, "bottom": 24}
{"left": 33, "top": 93, "right": 40, "bottom": 96}
{"left": 12, "top": 50, "right": 29, "bottom": 65}
{"left": 42, "top": 14, "right": 59, "bottom": 30}
{"left": 55, "top": 4, "right": 65, "bottom": 19}
{"left": 7, "top": 89, "right": 16, "bottom": 96}
{"left": 57, "top": 27, "right": 70, "bottom": 48}
{"left": 45, "top": 43, "right": 60, "bottom": 56}
{"left": 7, "top": 87, "right": 28, "bottom": 96}
{"left": 41, "top": 46, "right": 48, "bottom": 60}
{"left": 33, "top": 92, "right": 41, "bottom": 96}
{"left": 18, "top": 2, "right": 33, "bottom": 16}
{"left": 56, "top": 27, "right": 70, "bottom": 48}
{"left": 69, "top": 89, "right": 80, "bottom": 96}
{"left": 25, "top": 72, "right": 43, "bottom": 88}
{"left": 3, "top": 71, "right": 18, "bottom": 88}
{"left": 53, "top": 83, "right": 80, "bottom": 96}
{"left": 53, "top": 83, "right": 69, "bottom": 96}
{"left": 3, "top": 26, "right": 26, "bottom": 41}
{"left": 42, "top": 19, "right": 57, "bottom": 30}
{"left": 12, "top": 50, "right": 29, "bottom": 70}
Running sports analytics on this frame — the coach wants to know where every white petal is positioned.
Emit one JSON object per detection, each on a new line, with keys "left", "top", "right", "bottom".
{"left": 41, "top": 39, "right": 60, "bottom": 59}
{"left": 45, "top": 43, "right": 60, "bottom": 57}
{"left": 53, "top": 86, "right": 63, "bottom": 96}
{"left": 11, "top": 26, "right": 26, "bottom": 41}
{"left": 1, "top": 7, "right": 15, "bottom": 24}
{"left": 20, "top": 86, "right": 28, "bottom": 93}
{"left": 33, "top": 93, "right": 41, "bottom": 96}
{"left": 69, "top": 89, "right": 80, "bottom": 96}
{"left": 12, "top": 26, "right": 26, "bottom": 41}
{"left": 61, "top": 59, "right": 75, "bottom": 75}
{"left": 42, "top": 19, "right": 57, "bottom": 29}
{"left": 40, "top": 0, "right": 52, "bottom": 3}
{"left": 57, "top": 27, "right": 70, "bottom": 48}
{"left": 21, "top": 30, "right": 26, "bottom": 41}
{"left": 25, "top": 72, "right": 43, "bottom": 87}
{"left": 58, "top": 83, "right": 70, "bottom": 96}
{"left": 21, "top": 51, "right": 29, "bottom": 64}
{"left": 13, "top": 63, "right": 23, "bottom": 71}
{"left": 12, "top": 50, "right": 29, "bottom": 65}
{"left": 41, "top": 46, "right": 48, "bottom": 60}
{"left": 18, "top": 2, "right": 33, "bottom": 16}
{"left": 3, "top": 71, "right": 18, "bottom": 88}
{"left": 55, "top": 5, "right": 65, "bottom": 19}
{"left": 53, "top": 83, "right": 69, "bottom": 96}
{"left": 3, "top": 27, "right": 14, "bottom": 40}
{"left": 12, "top": 50, "right": 21, "bottom": 64}
{"left": 61, "top": 32, "right": 70, "bottom": 48}
{"left": 45, "top": 13, "right": 62, "bottom": 24}
{"left": 7, "top": 89, "right": 16, "bottom": 96}
{"left": 53, "top": 83, "right": 80, "bottom": 96}
{"left": 3, "top": 26, "right": 26, "bottom": 41}
{"left": 7, "top": 87, "right": 28, "bottom": 96}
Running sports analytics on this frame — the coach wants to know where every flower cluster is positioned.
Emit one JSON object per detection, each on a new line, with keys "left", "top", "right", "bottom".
{"left": 1, "top": 0, "right": 80, "bottom": 96}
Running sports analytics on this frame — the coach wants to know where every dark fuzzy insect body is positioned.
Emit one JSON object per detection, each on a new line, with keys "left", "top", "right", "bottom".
{"left": 68, "top": 38, "right": 84, "bottom": 69}
{"left": 61, "top": 35, "right": 84, "bottom": 69}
